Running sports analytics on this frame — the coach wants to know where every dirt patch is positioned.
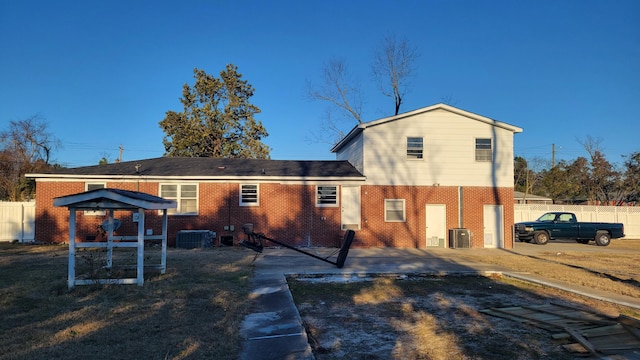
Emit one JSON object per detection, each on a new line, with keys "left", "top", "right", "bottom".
{"left": 289, "top": 240, "right": 640, "bottom": 360}
{"left": 289, "top": 274, "right": 631, "bottom": 360}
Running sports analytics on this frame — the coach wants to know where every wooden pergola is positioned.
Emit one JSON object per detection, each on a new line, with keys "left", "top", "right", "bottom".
{"left": 53, "top": 188, "right": 176, "bottom": 289}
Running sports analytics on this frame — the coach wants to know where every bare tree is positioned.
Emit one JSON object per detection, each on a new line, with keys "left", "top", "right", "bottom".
{"left": 372, "top": 35, "right": 419, "bottom": 116}
{"left": 578, "top": 136, "right": 621, "bottom": 205}
{"left": 0, "top": 114, "right": 60, "bottom": 200}
{"left": 306, "top": 58, "right": 363, "bottom": 143}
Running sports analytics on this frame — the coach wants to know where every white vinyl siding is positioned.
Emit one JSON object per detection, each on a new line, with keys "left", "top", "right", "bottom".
{"left": 160, "top": 184, "right": 198, "bottom": 215}
{"left": 240, "top": 184, "right": 259, "bottom": 206}
{"left": 356, "top": 108, "right": 516, "bottom": 187}
{"left": 407, "top": 137, "right": 423, "bottom": 159}
{"left": 336, "top": 133, "right": 364, "bottom": 174}
{"left": 384, "top": 199, "right": 405, "bottom": 222}
{"left": 316, "top": 186, "right": 338, "bottom": 207}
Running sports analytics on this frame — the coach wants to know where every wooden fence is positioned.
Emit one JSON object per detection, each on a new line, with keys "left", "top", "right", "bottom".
{"left": 0, "top": 201, "right": 35, "bottom": 242}
{"left": 515, "top": 204, "right": 640, "bottom": 239}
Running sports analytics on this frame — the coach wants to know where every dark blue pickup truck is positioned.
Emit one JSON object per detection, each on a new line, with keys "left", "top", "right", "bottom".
{"left": 514, "top": 212, "right": 625, "bottom": 246}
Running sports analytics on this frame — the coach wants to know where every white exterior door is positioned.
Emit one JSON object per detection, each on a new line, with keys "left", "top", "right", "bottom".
{"left": 425, "top": 204, "right": 446, "bottom": 247}
{"left": 483, "top": 205, "right": 504, "bottom": 248}
{"left": 341, "top": 186, "right": 361, "bottom": 230}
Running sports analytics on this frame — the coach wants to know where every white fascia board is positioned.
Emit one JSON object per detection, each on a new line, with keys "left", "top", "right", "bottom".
{"left": 32, "top": 174, "right": 366, "bottom": 183}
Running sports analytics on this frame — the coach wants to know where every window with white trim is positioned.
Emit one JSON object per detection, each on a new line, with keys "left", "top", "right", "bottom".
{"left": 160, "top": 184, "right": 198, "bottom": 215}
{"left": 407, "top": 137, "right": 423, "bottom": 159}
{"left": 475, "top": 138, "right": 492, "bottom": 161}
{"left": 384, "top": 199, "right": 406, "bottom": 222}
{"left": 84, "top": 182, "right": 106, "bottom": 215}
{"left": 316, "top": 186, "right": 338, "bottom": 207}
{"left": 240, "top": 184, "right": 259, "bottom": 206}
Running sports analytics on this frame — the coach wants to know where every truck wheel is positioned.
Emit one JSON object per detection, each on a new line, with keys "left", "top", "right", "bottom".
{"left": 595, "top": 231, "right": 611, "bottom": 246}
{"left": 533, "top": 231, "right": 549, "bottom": 245}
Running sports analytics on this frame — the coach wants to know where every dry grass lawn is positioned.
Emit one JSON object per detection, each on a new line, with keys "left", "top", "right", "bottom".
{"left": 2, "top": 239, "right": 639, "bottom": 360}
{"left": 289, "top": 239, "right": 640, "bottom": 360}
{"left": 0, "top": 243, "right": 255, "bottom": 360}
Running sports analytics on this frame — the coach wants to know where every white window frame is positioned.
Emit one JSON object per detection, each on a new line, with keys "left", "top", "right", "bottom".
{"left": 316, "top": 185, "right": 339, "bottom": 207}
{"left": 240, "top": 184, "right": 259, "bottom": 206}
{"left": 384, "top": 199, "right": 406, "bottom": 222}
{"left": 407, "top": 137, "right": 424, "bottom": 160}
{"left": 475, "top": 138, "right": 493, "bottom": 162}
{"left": 84, "top": 182, "right": 106, "bottom": 215}
{"left": 159, "top": 183, "right": 198, "bottom": 215}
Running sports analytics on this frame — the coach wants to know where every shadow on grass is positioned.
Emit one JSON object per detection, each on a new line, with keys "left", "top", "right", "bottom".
{"left": 288, "top": 275, "right": 580, "bottom": 360}
{"left": 0, "top": 243, "right": 255, "bottom": 360}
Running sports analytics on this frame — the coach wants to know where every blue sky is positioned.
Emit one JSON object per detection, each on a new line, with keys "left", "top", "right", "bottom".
{"left": 1, "top": 0, "right": 638, "bottom": 168}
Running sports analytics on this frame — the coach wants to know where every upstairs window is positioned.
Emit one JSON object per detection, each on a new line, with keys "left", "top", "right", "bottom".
{"left": 316, "top": 186, "right": 338, "bottom": 207}
{"left": 240, "top": 184, "right": 259, "bottom": 206}
{"left": 475, "top": 138, "right": 492, "bottom": 161}
{"left": 160, "top": 184, "right": 198, "bottom": 215}
{"left": 407, "top": 137, "right": 423, "bottom": 159}
{"left": 384, "top": 199, "right": 406, "bottom": 222}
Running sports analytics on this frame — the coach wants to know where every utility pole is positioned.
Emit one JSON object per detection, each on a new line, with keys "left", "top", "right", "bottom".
{"left": 552, "top": 144, "right": 555, "bottom": 167}
{"left": 117, "top": 145, "right": 123, "bottom": 163}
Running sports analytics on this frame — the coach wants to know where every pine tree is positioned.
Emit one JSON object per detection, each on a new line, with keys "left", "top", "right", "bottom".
{"left": 159, "top": 64, "right": 270, "bottom": 159}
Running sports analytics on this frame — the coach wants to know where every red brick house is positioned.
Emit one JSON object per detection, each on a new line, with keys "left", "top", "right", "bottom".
{"left": 28, "top": 103, "right": 522, "bottom": 248}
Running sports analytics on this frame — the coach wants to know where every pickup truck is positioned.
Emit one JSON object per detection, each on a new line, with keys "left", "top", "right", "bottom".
{"left": 514, "top": 212, "right": 625, "bottom": 246}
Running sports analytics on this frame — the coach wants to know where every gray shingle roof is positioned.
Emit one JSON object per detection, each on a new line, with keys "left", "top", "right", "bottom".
{"left": 40, "top": 157, "right": 364, "bottom": 178}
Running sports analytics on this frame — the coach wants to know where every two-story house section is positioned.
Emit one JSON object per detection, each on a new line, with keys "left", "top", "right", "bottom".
{"left": 332, "top": 103, "right": 523, "bottom": 249}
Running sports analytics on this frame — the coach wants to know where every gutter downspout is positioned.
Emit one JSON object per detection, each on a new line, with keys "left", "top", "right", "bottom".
{"left": 458, "top": 186, "right": 463, "bottom": 228}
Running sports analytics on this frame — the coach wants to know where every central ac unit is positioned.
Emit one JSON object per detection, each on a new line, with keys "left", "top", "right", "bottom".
{"left": 176, "top": 230, "right": 215, "bottom": 249}
{"left": 449, "top": 228, "right": 470, "bottom": 248}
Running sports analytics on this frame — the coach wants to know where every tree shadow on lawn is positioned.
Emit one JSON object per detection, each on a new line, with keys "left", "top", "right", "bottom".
{"left": 288, "top": 274, "right": 623, "bottom": 360}
{"left": 0, "top": 244, "right": 256, "bottom": 360}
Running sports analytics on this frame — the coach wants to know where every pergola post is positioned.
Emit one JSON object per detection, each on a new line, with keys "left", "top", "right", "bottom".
{"left": 136, "top": 208, "right": 145, "bottom": 286}
{"left": 106, "top": 209, "right": 115, "bottom": 269}
{"left": 68, "top": 209, "right": 77, "bottom": 289}
{"left": 161, "top": 209, "right": 168, "bottom": 274}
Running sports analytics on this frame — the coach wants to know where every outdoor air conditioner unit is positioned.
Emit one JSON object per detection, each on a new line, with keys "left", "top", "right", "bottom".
{"left": 176, "top": 230, "right": 216, "bottom": 249}
{"left": 449, "top": 228, "right": 470, "bottom": 248}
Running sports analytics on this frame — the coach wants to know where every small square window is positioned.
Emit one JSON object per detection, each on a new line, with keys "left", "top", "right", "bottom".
{"left": 407, "top": 137, "right": 423, "bottom": 159}
{"left": 475, "top": 138, "right": 492, "bottom": 161}
{"left": 240, "top": 184, "right": 259, "bottom": 206}
{"left": 384, "top": 199, "right": 405, "bottom": 222}
{"left": 317, "top": 186, "right": 338, "bottom": 207}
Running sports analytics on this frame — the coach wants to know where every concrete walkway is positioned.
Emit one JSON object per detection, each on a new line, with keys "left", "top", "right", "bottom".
{"left": 239, "top": 244, "right": 640, "bottom": 360}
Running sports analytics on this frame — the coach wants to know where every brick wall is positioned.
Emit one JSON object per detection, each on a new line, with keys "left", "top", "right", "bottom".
{"left": 356, "top": 185, "right": 514, "bottom": 248}
{"left": 34, "top": 181, "right": 343, "bottom": 247}
{"left": 35, "top": 181, "right": 513, "bottom": 249}
{"left": 461, "top": 186, "right": 515, "bottom": 248}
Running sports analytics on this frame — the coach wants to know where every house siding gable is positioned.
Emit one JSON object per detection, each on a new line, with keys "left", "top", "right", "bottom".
{"left": 360, "top": 108, "right": 515, "bottom": 187}
{"left": 336, "top": 132, "right": 364, "bottom": 174}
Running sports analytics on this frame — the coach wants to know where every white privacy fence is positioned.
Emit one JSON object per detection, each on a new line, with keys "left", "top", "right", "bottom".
{"left": 0, "top": 202, "right": 35, "bottom": 242}
{"left": 515, "top": 204, "right": 640, "bottom": 239}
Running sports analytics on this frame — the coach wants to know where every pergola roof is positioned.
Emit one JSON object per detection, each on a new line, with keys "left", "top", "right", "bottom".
{"left": 53, "top": 188, "right": 176, "bottom": 211}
